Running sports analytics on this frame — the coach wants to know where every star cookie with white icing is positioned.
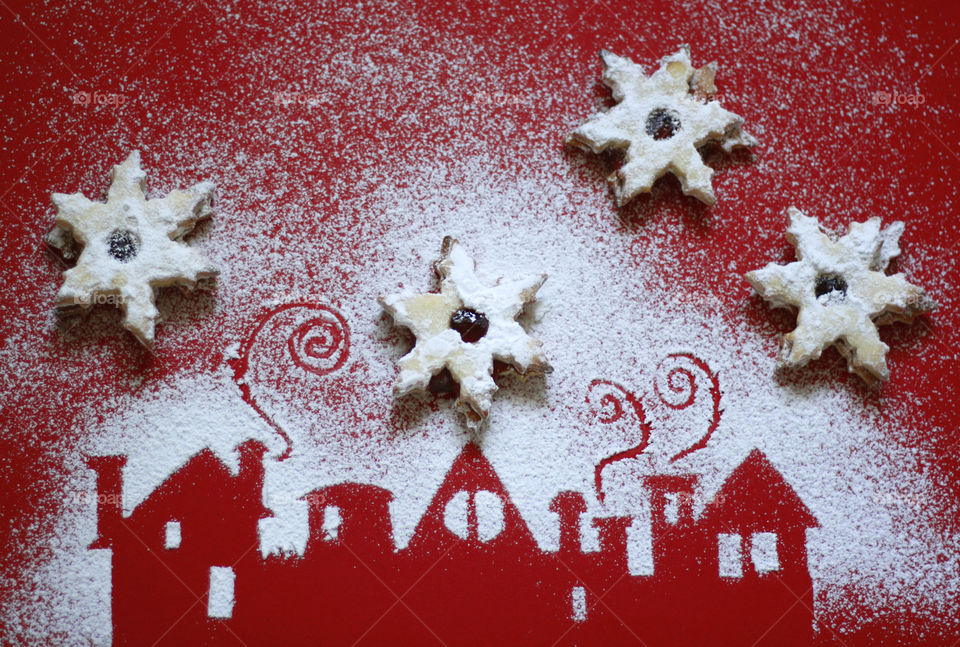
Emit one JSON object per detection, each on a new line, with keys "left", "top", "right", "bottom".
{"left": 567, "top": 46, "right": 757, "bottom": 206}
{"left": 48, "top": 151, "right": 217, "bottom": 348}
{"left": 379, "top": 237, "right": 550, "bottom": 429}
{"left": 745, "top": 207, "right": 937, "bottom": 384}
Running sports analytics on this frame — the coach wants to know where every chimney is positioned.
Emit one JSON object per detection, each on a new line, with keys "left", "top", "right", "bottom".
{"left": 550, "top": 491, "right": 587, "bottom": 554}
{"left": 236, "top": 440, "right": 269, "bottom": 518}
{"left": 644, "top": 475, "right": 697, "bottom": 530}
{"left": 303, "top": 484, "right": 394, "bottom": 556}
{"left": 643, "top": 474, "right": 701, "bottom": 578}
{"left": 86, "top": 455, "right": 126, "bottom": 549}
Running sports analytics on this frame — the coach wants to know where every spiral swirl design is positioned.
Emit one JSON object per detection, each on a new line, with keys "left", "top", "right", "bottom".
{"left": 286, "top": 308, "right": 350, "bottom": 376}
{"left": 655, "top": 356, "right": 698, "bottom": 409}
{"left": 653, "top": 353, "right": 723, "bottom": 463}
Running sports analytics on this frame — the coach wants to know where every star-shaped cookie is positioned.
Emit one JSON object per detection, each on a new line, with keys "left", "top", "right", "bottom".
{"left": 48, "top": 151, "right": 217, "bottom": 347}
{"left": 567, "top": 46, "right": 757, "bottom": 206}
{"left": 379, "top": 237, "right": 550, "bottom": 429}
{"left": 745, "top": 207, "right": 937, "bottom": 383}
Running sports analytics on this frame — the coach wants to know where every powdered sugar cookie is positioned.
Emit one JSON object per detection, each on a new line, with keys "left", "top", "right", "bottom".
{"left": 48, "top": 151, "right": 217, "bottom": 348}
{"left": 745, "top": 207, "right": 937, "bottom": 384}
{"left": 379, "top": 237, "right": 549, "bottom": 429}
{"left": 566, "top": 46, "right": 757, "bottom": 206}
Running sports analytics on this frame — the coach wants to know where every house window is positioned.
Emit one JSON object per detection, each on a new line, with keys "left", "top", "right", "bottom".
{"left": 207, "top": 566, "right": 235, "bottom": 619}
{"left": 442, "top": 490, "right": 505, "bottom": 542}
{"left": 164, "top": 521, "right": 181, "bottom": 550}
{"left": 322, "top": 506, "right": 341, "bottom": 541}
{"left": 750, "top": 532, "right": 779, "bottom": 573}
{"left": 443, "top": 491, "right": 470, "bottom": 539}
{"left": 570, "top": 586, "right": 587, "bottom": 621}
{"left": 663, "top": 492, "right": 680, "bottom": 524}
{"left": 474, "top": 490, "right": 504, "bottom": 542}
{"left": 717, "top": 533, "right": 743, "bottom": 578}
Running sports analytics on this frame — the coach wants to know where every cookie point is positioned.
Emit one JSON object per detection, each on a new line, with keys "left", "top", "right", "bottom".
{"left": 440, "top": 236, "right": 458, "bottom": 255}
{"left": 912, "top": 292, "right": 939, "bottom": 314}
{"left": 851, "top": 361, "right": 887, "bottom": 386}
{"left": 124, "top": 322, "right": 154, "bottom": 349}
{"left": 695, "top": 189, "right": 717, "bottom": 206}
{"left": 599, "top": 49, "right": 617, "bottom": 65}
{"left": 666, "top": 60, "right": 688, "bottom": 78}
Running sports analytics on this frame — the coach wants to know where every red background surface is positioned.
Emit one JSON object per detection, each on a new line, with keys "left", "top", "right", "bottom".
{"left": 2, "top": 0, "right": 960, "bottom": 644}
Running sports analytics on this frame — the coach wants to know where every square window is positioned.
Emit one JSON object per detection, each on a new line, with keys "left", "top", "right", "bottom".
{"left": 663, "top": 492, "right": 680, "bottom": 524}
{"left": 164, "top": 521, "right": 181, "bottom": 550}
{"left": 750, "top": 532, "right": 779, "bottom": 573}
{"left": 570, "top": 586, "right": 587, "bottom": 621}
{"left": 322, "top": 506, "right": 341, "bottom": 541}
{"left": 717, "top": 533, "right": 743, "bottom": 578}
{"left": 208, "top": 566, "right": 235, "bottom": 619}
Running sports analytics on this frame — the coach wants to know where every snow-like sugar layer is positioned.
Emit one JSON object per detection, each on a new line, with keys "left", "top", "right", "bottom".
{"left": 3, "top": 1, "right": 958, "bottom": 643}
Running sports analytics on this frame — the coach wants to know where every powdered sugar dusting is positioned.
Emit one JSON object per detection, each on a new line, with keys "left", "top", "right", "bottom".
{"left": 2, "top": 0, "right": 958, "bottom": 643}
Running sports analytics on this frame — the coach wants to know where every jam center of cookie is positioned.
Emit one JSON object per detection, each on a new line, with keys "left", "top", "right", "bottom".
{"left": 107, "top": 229, "right": 140, "bottom": 262}
{"left": 645, "top": 108, "right": 681, "bottom": 140}
{"left": 450, "top": 308, "right": 489, "bottom": 343}
{"left": 815, "top": 275, "right": 848, "bottom": 300}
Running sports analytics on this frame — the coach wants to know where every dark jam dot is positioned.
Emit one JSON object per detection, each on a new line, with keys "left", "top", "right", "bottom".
{"left": 815, "top": 275, "right": 848, "bottom": 299}
{"left": 450, "top": 308, "right": 489, "bottom": 343}
{"left": 107, "top": 229, "right": 139, "bottom": 262}
{"left": 645, "top": 108, "right": 681, "bottom": 140}
{"left": 428, "top": 369, "right": 460, "bottom": 398}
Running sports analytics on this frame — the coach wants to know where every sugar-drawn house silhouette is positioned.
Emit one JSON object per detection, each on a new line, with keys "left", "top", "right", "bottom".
{"left": 88, "top": 441, "right": 269, "bottom": 645}
{"left": 89, "top": 443, "right": 818, "bottom": 646}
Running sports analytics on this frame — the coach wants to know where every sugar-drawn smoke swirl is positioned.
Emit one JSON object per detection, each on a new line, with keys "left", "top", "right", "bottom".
{"left": 654, "top": 353, "right": 723, "bottom": 463}
{"left": 232, "top": 303, "right": 351, "bottom": 461}
{"left": 591, "top": 354, "right": 723, "bottom": 499}
{"left": 587, "top": 379, "right": 652, "bottom": 502}
{"left": 287, "top": 312, "right": 350, "bottom": 376}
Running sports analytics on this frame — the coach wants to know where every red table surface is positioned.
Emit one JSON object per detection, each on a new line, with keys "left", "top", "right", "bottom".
{"left": 2, "top": 0, "right": 960, "bottom": 645}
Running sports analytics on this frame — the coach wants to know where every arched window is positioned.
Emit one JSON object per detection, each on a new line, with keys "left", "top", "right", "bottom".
{"left": 442, "top": 489, "right": 505, "bottom": 542}
{"left": 717, "top": 531, "right": 780, "bottom": 577}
